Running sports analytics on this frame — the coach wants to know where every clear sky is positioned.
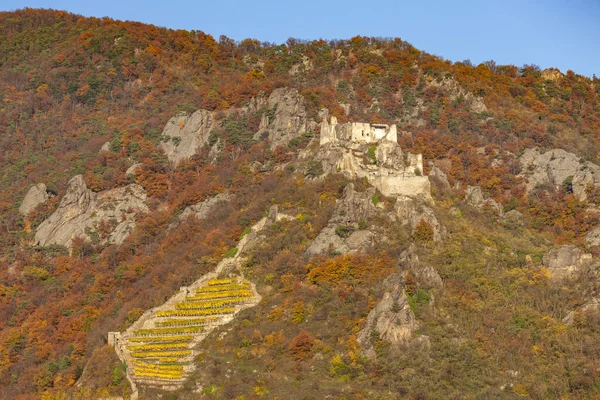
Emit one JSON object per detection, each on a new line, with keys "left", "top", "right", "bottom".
{"left": 2, "top": 0, "right": 599, "bottom": 78}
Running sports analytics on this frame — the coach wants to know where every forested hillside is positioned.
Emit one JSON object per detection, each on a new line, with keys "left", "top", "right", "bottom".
{"left": 1, "top": 8, "right": 600, "bottom": 399}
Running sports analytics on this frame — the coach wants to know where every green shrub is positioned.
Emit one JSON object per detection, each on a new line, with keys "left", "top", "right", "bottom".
{"left": 224, "top": 248, "right": 238, "bottom": 258}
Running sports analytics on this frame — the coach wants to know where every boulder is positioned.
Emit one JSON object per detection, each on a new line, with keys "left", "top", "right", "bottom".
{"left": 34, "top": 175, "right": 148, "bottom": 250}
{"left": 160, "top": 110, "right": 214, "bottom": 166}
{"left": 502, "top": 209, "right": 524, "bottom": 227}
{"left": 519, "top": 148, "right": 600, "bottom": 201}
{"left": 19, "top": 183, "right": 49, "bottom": 215}
{"left": 542, "top": 245, "right": 593, "bottom": 280}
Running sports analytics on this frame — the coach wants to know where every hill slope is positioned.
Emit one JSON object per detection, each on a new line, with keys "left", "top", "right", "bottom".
{"left": 1, "top": 8, "right": 600, "bottom": 400}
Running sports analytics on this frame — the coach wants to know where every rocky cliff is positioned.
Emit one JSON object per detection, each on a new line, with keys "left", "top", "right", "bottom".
{"left": 306, "top": 183, "right": 384, "bottom": 256}
{"left": 519, "top": 148, "right": 600, "bottom": 201}
{"left": 34, "top": 175, "right": 148, "bottom": 250}
{"left": 160, "top": 110, "right": 214, "bottom": 166}
{"left": 252, "top": 87, "right": 308, "bottom": 148}
{"left": 160, "top": 88, "right": 308, "bottom": 165}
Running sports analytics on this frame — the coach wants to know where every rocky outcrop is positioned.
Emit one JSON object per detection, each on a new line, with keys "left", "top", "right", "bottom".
{"left": 465, "top": 185, "right": 503, "bottom": 216}
{"left": 542, "top": 68, "right": 564, "bottom": 81}
{"left": 519, "top": 148, "right": 600, "bottom": 201}
{"left": 169, "top": 193, "right": 233, "bottom": 231}
{"left": 253, "top": 88, "right": 307, "bottom": 148}
{"left": 306, "top": 184, "right": 383, "bottom": 256}
{"left": 399, "top": 245, "right": 443, "bottom": 290}
{"left": 357, "top": 283, "right": 420, "bottom": 359}
{"left": 428, "top": 163, "right": 451, "bottom": 192}
{"left": 179, "top": 193, "right": 232, "bottom": 222}
{"left": 19, "top": 183, "right": 50, "bottom": 215}
{"left": 160, "top": 88, "right": 308, "bottom": 165}
{"left": 34, "top": 175, "right": 148, "bottom": 250}
{"left": 542, "top": 245, "right": 594, "bottom": 280}
{"left": 394, "top": 196, "right": 446, "bottom": 243}
{"left": 160, "top": 110, "right": 214, "bottom": 166}
{"left": 585, "top": 227, "right": 600, "bottom": 247}
{"left": 315, "top": 117, "right": 430, "bottom": 199}
{"left": 502, "top": 209, "right": 524, "bottom": 227}
{"left": 563, "top": 298, "right": 600, "bottom": 325}
{"left": 427, "top": 76, "right": 487, "bottom": 113}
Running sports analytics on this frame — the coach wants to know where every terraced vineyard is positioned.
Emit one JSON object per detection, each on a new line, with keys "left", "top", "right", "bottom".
{"left": 119, "top": 277, "right": 258, "bottom": 389}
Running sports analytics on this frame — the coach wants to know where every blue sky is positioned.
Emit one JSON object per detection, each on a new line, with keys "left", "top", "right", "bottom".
{"left": 2, "top": 0, "right": 599, "bottom": 78}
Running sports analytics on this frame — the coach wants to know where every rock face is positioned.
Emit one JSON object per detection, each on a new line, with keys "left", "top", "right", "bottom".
{"left": 34, "top": 175, "right": 148, "bottom": 250}
{"left": 519, "top": 148, "right": 600, "bottom": 201}
{"left": 563, "top": 298, "right": 600, "bottom": 325}
{"left": 465, "top": 185, "right": 503, "bottom": 216}
{"left": 357, "top": 285, "right": 419, "bottom": 359}
{"left": 585, "top": 227, "right": 600, "bottom": 247}
{"left": 168, "top": 193, "right": 233, "bottom": 231}
{"left": 542, "top": 245, "right": 593, "bottom": 280}
{"left": 160, "top": 88, "right": 309, "bottom": 165}
{"left": 19, "top": 183, "right": 49, "bottom": 215}
{"left": 178, "top": 193, "right": 232, "bottom": 222}
{"left": 542, "top": 68, "right": 564, "bottom": 81}
{"left": 316, "top": 117, "right": 430, "bottom": 199}
{"left": 394, "top": 196, "right": 446, "bottom": 243}
{"left": 399, "top": 244, "right": 443, "bottom": 290}
{"left": 305, "top": 183, "right": 382, "bottom": 256}
{"left": 428, "top": 163, "right": 451, "bottom": 192}
{"left": 253, "top": 88, "right": 307, "bottom": 148}
{"left": 160, "top": 110, "right": 214, "bottom": 166}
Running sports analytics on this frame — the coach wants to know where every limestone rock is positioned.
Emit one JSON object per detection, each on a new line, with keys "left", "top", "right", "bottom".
{"left": 399, "top": 244, "right": 443, "bottom": 290}
{"left": 465, "top": 185, "right": 503, "bottom": 216}
{"left": 394, "top": 196, "right": 446, "bottom": 243}
{"left": 519, "top": 148, "right": 600, "bottom": 201}
{"left": 100, "top": 141, "right": 110, "bottom": 152}
{"left": 428, "top": 163, "right": 451, "bottom": 192}
{"left": 253, "top": 88, "right": 307, "bottom": 149}
{"left": 19, "top": 183, "right": 50, "bottom": 215}
{"left": 585, "top": 227, "right": 600, "bottom": 247}
{"left": 160, "top": 110, "right": 214, "bottom": 166}
{"left": 179, "top": 193, "right": 232, "bottom": 222}
{"left": 34, "top": 175, "right": 148, "bottom": 250}
{"left": 542, "top": 245, "right": 593, "bottom": 280}
{"left": 306, "top": 183, "right": 382, "bottom": 256}
{"left": 542, "top": 68, "right": 564, "bottom": 81}
{"left": 126, "top": 163, "right": 142, "bottom": 175}
{"left": 563, "top": 297, "right": 600, "bottom": 325}
{"left": 427, "top": 76, "right": 487, "bottom": 113}
{"left": 289, "top": 55, "right": 313, "bottom": 76}
{"left": 357, "top": 287, "right": 419, "bottom": 359}
{"left": 502, "top": 209, "right": 524, "bottom": 227}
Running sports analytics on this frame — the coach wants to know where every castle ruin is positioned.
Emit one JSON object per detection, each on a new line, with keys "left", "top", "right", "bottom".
{"left": 317, "top": 117, "right": 430, "bottom": 199}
